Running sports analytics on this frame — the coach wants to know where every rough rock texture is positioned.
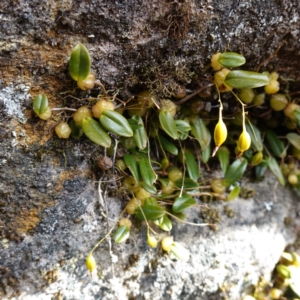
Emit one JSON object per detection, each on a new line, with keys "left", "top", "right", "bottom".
{"left": 0, "top": 0, "right": 300, "bottom": 299}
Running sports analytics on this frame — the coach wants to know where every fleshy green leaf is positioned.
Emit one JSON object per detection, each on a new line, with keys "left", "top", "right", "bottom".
{"left": 159, "top": 135, "right": 178, "bottom": 155}
{"left": 219, "top": 52, "right": 246, "bottom": 68}
{"left": 113, "top": 225, "right": 130, "bottom": 243}
{"left": 170, "top": 242, "right": 190, "bottom": 261}
{"left": 245, "top": 123, "right": 263, "bottom": 152}
{"left": 123, "top": 154, "right": 140, "bottom": 181}
{"left": 175, "top": 120, "right": 191, "bottom": 140}
{"left": 144, "top": 197, "right": 159, "bottom": 206}
{"left": 202, "top": 144, "right": 211, "bottom": 163}
{"left": 286, "top": 133, "right": 300, "bottom": 150}
{"left": 129, "top": 116, "right": 147, "bottom": 150}
{"left": 158, "top": 215, "right": 172, "bottom": 231}
{"left": 174, "top": 178, "right": 199, "bottom": 190}
{"left": 225, "top": 70, "right": 269, "bottom": 89}
{"left": 266, "top": 156, "right": 285, "bottom": 186}
{"left": 265, "top": 130, "right": 286, "bottom": 158}
{"left": 100, "top": 109, "right": 133, "bottom": 137}
{"left": 69, "top": 119, "right": 83, "bottom": 139}
{"left": 159, "top": 111, "right": 178, "bottom": 140}
{"left": 142, "top": 182, "right": 157, "bottom": 194}
{"left": 82, "top": 117, "right": 111, "bottom": 147}
{"left": 254, "top": 160, "right": 268, "bottom": 181}
{"left": 127, "top": 118, "right": 143, "bottom": 130}
{"left": 173, "top": 193, "right": 196, "bottom": 213}
{"left": 294, "top": 108, "right": 300, "bottom": 125}
{"left": 135, "top": 204, "right": 165, "bottom": 220}
{"left": 139, "top": 158, "right": 157, "bottom": 186}
{"left": 183, "top": 149, "right": 200, "bottom": 182}
{"left": 224, "top": 157, "right": 248, "bottom": 187}
{"left": 190, "top": 117, "right": 211, "bottom": 150}
{"left": 69, "top": 44, "right": 91, "bottom": 81}
{"left": 216, "top": 146, "right": 230, "bottom": 174}
{"left": 33, "top": 94, "right": 48, "bottom": 115}
{"left": 227, "top": 185, "right": 240, "bottom": 201}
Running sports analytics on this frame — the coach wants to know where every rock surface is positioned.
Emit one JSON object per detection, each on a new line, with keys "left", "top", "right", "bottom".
{"left": 0, "top": 1, "right": 300, "bottom": 299}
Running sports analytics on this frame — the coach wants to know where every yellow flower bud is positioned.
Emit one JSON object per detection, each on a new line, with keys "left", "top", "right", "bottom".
{"left": 237, "top": 130, "right": 251, "bottom": 156}
{"left": 212, "top": 119, "right": 227, "bottom": 157}
{"left": 86, "top": 253, "right": 97, "bottom": 272}
{"left": 147, "top": 235, "right": 158, "bottom": 248}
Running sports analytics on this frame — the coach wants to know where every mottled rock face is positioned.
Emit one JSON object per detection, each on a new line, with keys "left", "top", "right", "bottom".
{"left": 0, "top": 0, "right": 300, "bottom": 299}
{"left": 1, "top": 1, "right": 300, "bottom": 96}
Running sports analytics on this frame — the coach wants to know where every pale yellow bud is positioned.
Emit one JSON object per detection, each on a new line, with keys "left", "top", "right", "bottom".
{"left": 237, "top": 130, "right": 251, "bottom": 156}
{"left": 86, "top": 253, "right": 97, "bottom": 272}
{"left": 147, "top": 235, "right": 158, "bottom": 248}
{"left": 212, "top": 119, "right": 227, "bottom": 157}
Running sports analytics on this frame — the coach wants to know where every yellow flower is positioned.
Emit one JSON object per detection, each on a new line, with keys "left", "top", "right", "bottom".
{"left": 212, "top": 119, "right": 227, "bottom": 157}
{"left": 237, "top": 130, "right": 251, "bottom": 156}
{"left": 86, "top": 253, "right": 97, "bottom": 272}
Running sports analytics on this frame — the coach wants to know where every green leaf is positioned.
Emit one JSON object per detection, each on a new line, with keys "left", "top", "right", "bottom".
{"left": 286, "top": 133, "right": 300, "bottom": 150}
{"left": 216, "top": 146, "right": 230, "bottom": 174}
{"left": 158, "top": 215, "right": 172, "bottom": 231}
{"left": 265, "top": 130, "right": 286, "bottom": 158}
{"left": 218, "top": 52, "right": 246, "bottom": 68}
{"left": 245, "top": 123, "right": 263, "bottom": 152}
{"left": 170, "top": 242, "right": 190, "bottom": 261}
{"left": 202, "top": 144, "right": 211, "bottom": 163}
{"left": 266, "top": 156, "right": 285, "bottom": 186}
{"left": 224, "top": 158, "right": 248, "bottom": 187}
{"left": 294, "top": 108, "right": 300, "bottom": 124}
{"left": 135, "top": 204, "right": 165, "bottom": 220}
{"left": 158, "top": 135, "right": 178, "bottom": 155}
{"left": 174, "top": 178, "right": 199, "bottom": 190}
{"left": 129, "top": 116, "right": 147, "bottom": 150}
{"left": 173, "top": 193, "right": 196, "bottom": 213}
{"left": 33, "top": 94, "right": 48, "bottom": 115}
{"left": 159, "top": 111, "right": 178, "bottom": 140}
{"left": 69, "top": 119, "right": 83, "bottom": 139}
{"left": 100, "top": 110, "right": 133, "bottom": 137}
{"left": 144, "top": 197, "right": 159, "bottom": 206}
{"left": 184, "top": 149, "right": 200, "bottom": 182}
{"left": 69, "top": 43, "right": 91, "bottom": 81}
{"left": 190, "top": 117, "right": 211, "bottom": 150}
{"left": 139, "top": 158, "right": 157, "bottom": 186}
{"left": 175, "top": 120, "right": 191, "bottom": 140}
{"left": 227, "top": 185, "right": 240, "bottom": 201}
{"left": 276, "top": 264, "right": 291, "bottom": 279}
{"left": 113, "top": 225, "right": 130, "bottom": 243}
{"left": 142, "top": 182, "right": 157, "bottom": 194}
{"left": 225, "top": 70, "right": 269, "bottom": 89}
{"left": 127, "top": 118, "right": 143, "bottom": 130}
{"left": 123, "top": 154, "right": 140, "bottom": 181}
{"left": 255, "top": 160, "right": 268, "bottom": 181}
{"left": 82, "top": 117, "right": 111, "bottom": 147}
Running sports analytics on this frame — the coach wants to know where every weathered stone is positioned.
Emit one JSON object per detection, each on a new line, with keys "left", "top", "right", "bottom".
{"left": 0, "top": 1, "right": 300, "bottom": 299}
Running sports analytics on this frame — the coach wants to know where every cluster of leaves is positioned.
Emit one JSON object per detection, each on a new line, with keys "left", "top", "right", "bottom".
{"left": 32, "top": 44, "right": 300, "bottom": 271}
{"left": 243, "top": 252, "right": 300, "bottom": 300}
